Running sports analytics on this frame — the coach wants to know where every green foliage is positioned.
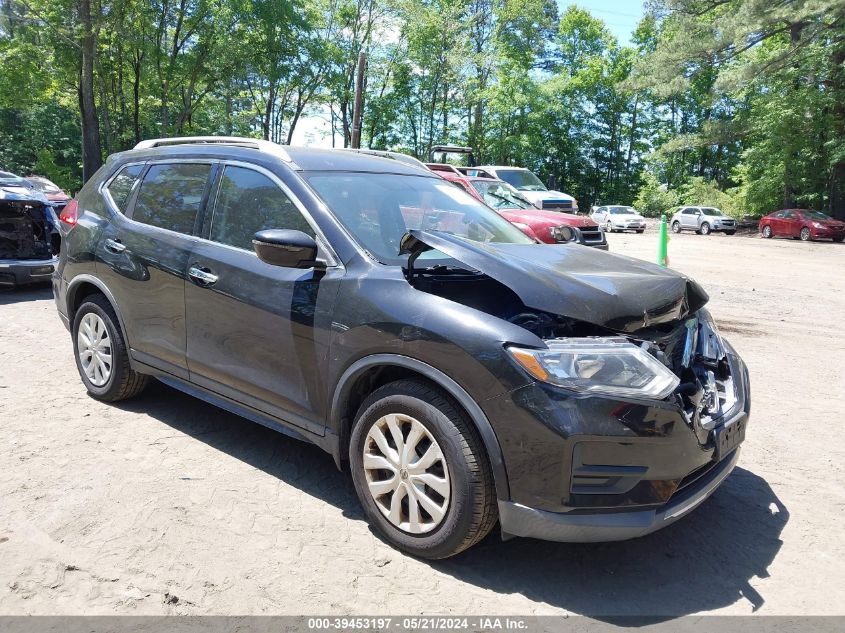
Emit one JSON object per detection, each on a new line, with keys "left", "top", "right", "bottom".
{"left": 679, "top": 177, "right": 739, "bottom": 217}
{"left": 633, "top": 172, "right": 679, "bottom": 217}
{"left": 0, "top": 0, "right": 842, "bottom": 219}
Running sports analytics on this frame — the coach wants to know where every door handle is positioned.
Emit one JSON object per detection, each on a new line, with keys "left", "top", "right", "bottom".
{"left": 104, "top": 238, "right": 126, "bottom": 253}
{"left": 188, "top": 266, "right": 219, "bottom": 286}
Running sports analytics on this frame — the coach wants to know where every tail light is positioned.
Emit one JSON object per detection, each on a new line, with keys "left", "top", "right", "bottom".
{"left": 59, "top": 200, "right": 78, "bottom": 226}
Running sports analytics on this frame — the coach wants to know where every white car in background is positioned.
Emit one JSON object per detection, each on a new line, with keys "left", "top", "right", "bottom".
{"left": 462, "top": 166, "right": 579, "bottom": 213}
{"left": 591, "top": 205, "right": 647, "bottom": 233}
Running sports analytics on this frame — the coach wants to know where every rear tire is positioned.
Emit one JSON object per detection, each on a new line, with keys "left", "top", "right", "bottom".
{"left": 72, "top": 294, "right": 148, "bottom": 402}
{"left": 800, "top": 227, "right": 811, "bottom": 241}
{"left": 349, "top": 379, "right": 497, "bottom": 559}
{"left": 834, "top": 237, "right": 844, "bottom": 243}
{"left": 671, "top": 221, "right": 681, "bottom": 234}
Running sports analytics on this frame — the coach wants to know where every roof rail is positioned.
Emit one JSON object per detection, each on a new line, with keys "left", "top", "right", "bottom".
{"left": 133, "top": 136, "right": 294, "bottom": 163}
{"left": 337, "top": 147, "right": 429, "bottom": 171}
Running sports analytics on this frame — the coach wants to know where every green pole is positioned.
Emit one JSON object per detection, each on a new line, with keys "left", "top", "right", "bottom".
{"left": 658, "top": 214, "right": 668, "bottom": 267}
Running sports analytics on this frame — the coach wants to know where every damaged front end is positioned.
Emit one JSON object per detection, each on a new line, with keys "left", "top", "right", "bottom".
{"left": 0, "top": 195, "right": 61, "bottom": 287}
{"left": 398, "top": 230, "right": 741, "bottom": 423}
{"left": 399, "top": 230, "right": 749, "bottom": 534}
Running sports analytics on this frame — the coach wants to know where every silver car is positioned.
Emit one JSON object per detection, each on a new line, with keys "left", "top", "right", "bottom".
{"left": 669, "top": 206, "right": 736, "bottom": 235}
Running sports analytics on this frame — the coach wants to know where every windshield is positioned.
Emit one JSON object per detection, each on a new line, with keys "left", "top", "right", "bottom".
{"left": 27, "top": 176, "right": 62, "bottom": 193}
{"left": 470, "top": 180, "right": 534, "bottom": 210}
{"left": 802, "top": 210, "right": 831, "bottom": 221}
{"left": 495, "top": 169, "right": 547, "bottom": 192}
{"left": 305, "top": 172, "right": 533, "bottom": 265}
{"left": 701, "top": 207, "right": 723, "bottom": 216}
{"left": 609, "top": 206, "right": 636, "bottom": 215}
{"left": 0, "top": 171, "right": 29, "bottom": 187}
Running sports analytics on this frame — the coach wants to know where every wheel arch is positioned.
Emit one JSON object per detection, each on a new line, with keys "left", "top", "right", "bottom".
{"left": 331, "top": 354, "right": 510, "bottom": 501}
{"left": 67, "top": 275, "right": 129, "bottom": 343}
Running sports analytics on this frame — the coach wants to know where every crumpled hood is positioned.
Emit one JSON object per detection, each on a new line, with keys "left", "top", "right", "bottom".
{"left": 400, "top": 230, "right": 708, "bottom": 333}
{"left": 0, "top": 184, "right": 49, "bottom": 204}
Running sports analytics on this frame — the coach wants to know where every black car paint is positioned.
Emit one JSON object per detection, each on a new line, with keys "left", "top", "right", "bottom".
{"left": 54, "top": 144, "right": 749, "bottom": 536}
{"left": 399, "top": 229, "right": 709, "bottom": 333}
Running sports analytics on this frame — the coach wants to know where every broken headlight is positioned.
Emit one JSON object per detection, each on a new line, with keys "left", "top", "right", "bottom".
{"left": 508, "top": 338, "right": 680, "bottom": 400}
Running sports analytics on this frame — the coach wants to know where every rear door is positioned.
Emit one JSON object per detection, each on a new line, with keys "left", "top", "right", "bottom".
{"left": 781, "top": 210, "right": 799, "bottom": 236}
{"left": 767, "top": 210, "right": 785, "bottom": 236}
{"left": 97, "top": 161, "right": 216, "bottom": 378}
{"left": 184, "top": 163, "right": 342, "bottom": 434}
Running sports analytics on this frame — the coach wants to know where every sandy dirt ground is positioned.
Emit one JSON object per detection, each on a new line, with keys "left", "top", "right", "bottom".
{"left": 1, "top": 229, "right": 844, "bottom": 618}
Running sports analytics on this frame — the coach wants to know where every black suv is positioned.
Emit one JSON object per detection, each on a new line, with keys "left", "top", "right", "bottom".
{"left": 54, "top": 137, "right": 750, "bottom": 559}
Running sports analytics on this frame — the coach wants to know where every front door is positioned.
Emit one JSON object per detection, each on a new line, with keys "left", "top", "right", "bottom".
{"left": 97, "top": 161, "right": 215, "bottom": 379}
{"left": 185, "top": 164, "right": 341, "bottom": 434}
{"left": 681, "top": 207, "right": 699, "bottom": 229}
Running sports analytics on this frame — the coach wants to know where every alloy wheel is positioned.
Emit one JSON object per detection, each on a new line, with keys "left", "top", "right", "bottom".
{"left": 672, "top": 221, "right": 681, "bottom": 233}
{"left": 605, "top": 221, "right": 613, "bottom": 233}
{"left": 77, "top": 313, "right": 112, "bottom": 387}
{"left": 362, "top": 413, "right": 450, "bottom": 534}
{"left": 762, "top": 225, "right": 772, "bottom": 238}
{"left": 800, "top": 227, "right": 811, "bottom": 241}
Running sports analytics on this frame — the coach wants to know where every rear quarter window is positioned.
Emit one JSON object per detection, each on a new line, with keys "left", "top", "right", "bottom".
{"left": 105, "top": 164, "right": 145, "bottom": 214}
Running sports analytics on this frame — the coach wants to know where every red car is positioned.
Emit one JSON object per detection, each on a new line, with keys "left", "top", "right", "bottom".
{"left": 426, "top": 164, "right": 607, "bottom": 249}
{"left": 759, "top": 208, "right": 845, "bottom": 242}
{"left": 27, "top": 175, "right": 71, "bottom": 213}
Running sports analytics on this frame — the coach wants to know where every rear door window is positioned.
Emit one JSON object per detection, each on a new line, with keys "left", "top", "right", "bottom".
{"left": 131, "top": 163, "right": 212, "bottom": 235}
{"left": 106, "top": 164, "right": 145, "bottom": 213}
{"left": 209, "top": 165, "right": 314, "bottom": 251}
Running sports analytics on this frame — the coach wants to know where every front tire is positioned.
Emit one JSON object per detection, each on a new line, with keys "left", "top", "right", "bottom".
{"left": 349, "top": 379, "right": 497, "bottom": 559}
{"left": 800, "top": 227, "right": 811, "bottom": 241}
{"left": 699, "top": 222, "right": 711, "bottom": 235}
{"left": 761, "top": 225, "right": 773, "bottom": 238}
{"left": 672, "top": 221, "right": 682, "bottom": 234}
{"left": 605, "top": 221, "right": 614, "bottom": 234}
{"left": 725, "top": 230, "right": 736, "bottom": 236}
{"left": 72, "top": 294, "right": 148, "bottom": 401}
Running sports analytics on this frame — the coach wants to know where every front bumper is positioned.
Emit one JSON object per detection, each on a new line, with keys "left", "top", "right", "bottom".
{"left": 482, "top": 319, "right": 749, "bottom": 542}
{"left": 499, "top": 438, "right": 740, "bottom": 542}
{"left": 812, "top": 226, "right": 845, "bottom": 239}
{"left": 613, "top": 222, "right": 646, "bottom": 231}
{"left": 0, "top": 257, "right": 58, "bottom": 287}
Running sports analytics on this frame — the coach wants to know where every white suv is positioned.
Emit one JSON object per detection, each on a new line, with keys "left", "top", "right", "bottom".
{"left": 669, "top": 206, "right": 736, "bottom": 235}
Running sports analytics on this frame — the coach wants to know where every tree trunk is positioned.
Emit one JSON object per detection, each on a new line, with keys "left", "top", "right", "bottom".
{"left": 829, "top": 48, "right": 845, "bottom": 219}
{"left": 78, "top": 0, "right": 101, "bottom": 182}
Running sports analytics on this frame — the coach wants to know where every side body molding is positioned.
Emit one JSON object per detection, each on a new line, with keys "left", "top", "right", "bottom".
{"left": 331, "top": 354, "right": 510, "bottom": 501}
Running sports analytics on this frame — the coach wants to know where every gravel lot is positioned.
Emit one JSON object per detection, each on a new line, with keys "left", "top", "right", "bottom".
{"left": 1, "top": 229, "right": 843, "bottom": 617}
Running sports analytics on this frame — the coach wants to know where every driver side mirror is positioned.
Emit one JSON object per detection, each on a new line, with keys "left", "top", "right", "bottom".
{"left": 252, "top": 229, "right": 320, "bottom": 269}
